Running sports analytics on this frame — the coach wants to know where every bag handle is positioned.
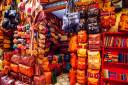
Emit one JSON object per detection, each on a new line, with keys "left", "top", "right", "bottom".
{"left": 65, "top": 0, "right": 77, "bottom": 14}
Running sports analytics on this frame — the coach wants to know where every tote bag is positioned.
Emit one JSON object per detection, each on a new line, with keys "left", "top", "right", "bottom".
{"left": 62, "top": 0, "right": 80, "bottom": 33}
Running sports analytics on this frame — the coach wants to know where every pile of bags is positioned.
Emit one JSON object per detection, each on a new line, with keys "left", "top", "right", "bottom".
{"left": 69, "top": 30, "right": 87, "bottom": 85}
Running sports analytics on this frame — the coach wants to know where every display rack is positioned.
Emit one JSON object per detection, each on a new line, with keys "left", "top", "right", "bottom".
{"left": 101, "top": 32, "right": 128, "bottom": 85}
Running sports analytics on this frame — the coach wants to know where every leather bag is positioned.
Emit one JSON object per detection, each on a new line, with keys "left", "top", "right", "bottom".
{"left": 20, "top": 55, "right": 35, "bottom": 66}
{"left": 19, "top": 64, "right": 34, "bottom": 77}
{"left": 34, "top": 75, "right": 45, "bottom": 85}
{"left": 10, "top": 63, "right": 19, "bottom": 73}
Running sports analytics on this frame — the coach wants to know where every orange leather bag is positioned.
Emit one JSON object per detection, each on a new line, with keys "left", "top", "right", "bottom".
{"left": 77, "top": 70, "right": 86, "bottom": 84}
{"left": 19, "top": 64, "right": 34, "bottom": 77}
{"left": 70, "top": 53, "right": 77, "bottom": 69}
{"left": 69, "top": 69, "right": 76, "bottom": 85}
{"left": 69, "top": 35, "right": 78, "bottom": 52}
{"left": 44, "top": 72, "right": 52, "bottom": 84}
{"left": 10, "top": 63, "right": 19, "bottom": 73}
{"left": 77, "top": 57, "right": 86, "bottom": 70}
{"left": 78, "top": 30, "right": 87, "bottom": 43}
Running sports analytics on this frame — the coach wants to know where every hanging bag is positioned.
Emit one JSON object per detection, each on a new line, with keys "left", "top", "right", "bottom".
{"left": 62, "top": 0, "right": 80, "bottom": 33}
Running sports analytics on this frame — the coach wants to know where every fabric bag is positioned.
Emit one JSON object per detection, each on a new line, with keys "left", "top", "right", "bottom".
{"left": 77, "top": 30, "right": 87, "bottom": 43}
{"left": 77, "top": 70, "right": 86, "bottom": 84}
{"left": 88, "top": 51, "right": 101, "bottom": 70}
{"left": 77, "top": 48, "right": 87, "bottom": 57}
{"left": 10, "top": 63, "right": 19, "bottom": 73}
{"left": 62, "top": 0, "right": 80, "bottom": 33}
{"left": 44, "top": 72, "right": 52, "bottom": 84}
{"left": 87, "top": 69, "right": 100, "bottom": 85}
{"left": 77, "top": 57, "right": 86, "bottom": 70}
{"left": 11, "top": 54, "right": 20, "bottom": 64}
{"left": 70, "top": 53, "right": 77, "bottom": 69}
{"left": 69, "top": 69, "right": 76, "bottom": 85}
{"left": 34, "top": 75, "right": 45, "bottom": 85}
{"left": 20, "top": 55, "right": 35, "bottom": 66}
{"left": 69, "top": 35, "right": 78, "bottom": 52}
{"left": 19, "top": 64, "right": 34, "bottom": 77}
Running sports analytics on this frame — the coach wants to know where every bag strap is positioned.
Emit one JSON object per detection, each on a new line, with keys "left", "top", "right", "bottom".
{"left": 65, "top": 0, "right": 77, "bottom": 14}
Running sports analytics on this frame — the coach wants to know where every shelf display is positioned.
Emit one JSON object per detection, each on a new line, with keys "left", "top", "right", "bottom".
{"left": 0, "top": 0, "right": 128, "bottom": 85}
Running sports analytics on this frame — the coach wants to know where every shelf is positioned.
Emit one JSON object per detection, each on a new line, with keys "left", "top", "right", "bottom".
{"left": 102, "top": 78, "right": 128, "bottom": 83}
{"left": 104, "top": 47, "right": 128, "bottom": 50}
{"left": 104, "top": 62, "right": 128, "bottom": 66}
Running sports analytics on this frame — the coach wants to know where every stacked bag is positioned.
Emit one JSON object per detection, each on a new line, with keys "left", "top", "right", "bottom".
{"left": 77, "top": 30, "right": 87, "bottom": 85}
{"left": 13, "top": 24, "right": 30, "bottom": 50}
{"left": 69, "top": 30, "right": 87, "bottom": 85}
{"left": 87, "top": 7, "right": 101, "bottom": 85}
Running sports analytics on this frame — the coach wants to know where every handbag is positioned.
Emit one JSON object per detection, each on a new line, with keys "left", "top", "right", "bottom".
{"left": 19, "top": 64, "right": 34, "bottom": 77}
{"left": 34, "top": 75, "right": 45, "bottom": 85}
{"left": 11, "top": 55, "right": 20, "bottom": 64}
{"left": 70, "top": 53, "right": 77, "bottom": 69}
{"left": 77, "top": 70, "right": 86, "bottom": 84}
{"left": 88, "top": 51, "right": 101, "bottom": 70}
{"left": 77, "top": 57, "right": 86, "bottom": 70}
{"left": 62, "top": 0, "right": 80, "bottom": 33}
{"left": 20, "top": 55, "right": 35, "bottom": 66}
{"left": 119, "top": 13, "right": 128, "bottom": 31}
{"left": 77, "top": 48, "right": 87, "bottom": 57}
{"left": 44, "top": 72, "right": 52, "bottom": 84}
{"left": 10, "top": 63, "right": 19, "bottom": 73}
{"left": 69, "top": 35, "right": 78, "bottom": 52}
{"left": 87, "top": 69, "right": 100, "bottom": 85}
{"left": 78, "top": 30, "right": 87, "bottom": 43}
{"left": 69, "top": 69, "right": 76, "bottom": 85}
{"left": 4, "top": 52, "right": 12, "bottom": 61}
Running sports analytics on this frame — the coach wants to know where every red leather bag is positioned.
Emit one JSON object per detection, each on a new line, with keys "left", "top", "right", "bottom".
{"left": 3, "top": 60, "right": 10, "bottom": 66}
{"left": 34, "top": 75, "right": 46, "bottom": 85}
{"left": 44, "top": 72, "right": 52, "bottom": 84}
{"left": 77, "top": 57, "right": 86, "bottom": 70}
{"left": 20, "top": 55, "right": 35, "bottom": 66}
{"left": 70, "top": 53, "right": 77, "bottom": 69}
{"left": 19, "top": 64, "right": 34, "bottom": 77}
{"left": 10, "top": 63, "right": 19, "bottom": 73}
{"left": 69, "top": 69, "right": 76, "bottom": 85}
{"left": 78, "top": 30, "right": 87, "bottom": 43}
{"left": 11, "top": 55, "right": 20, "bottom": 64}
{"left": 4, "top": 52, "right": 12, "bottom": 61}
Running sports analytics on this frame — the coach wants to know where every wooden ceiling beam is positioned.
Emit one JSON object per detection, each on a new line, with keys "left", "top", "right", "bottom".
{"left": 44, "top": 2, "right": 88, "bottom": 13}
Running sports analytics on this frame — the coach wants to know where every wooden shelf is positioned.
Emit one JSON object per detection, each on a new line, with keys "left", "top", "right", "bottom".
{"left": 102, "top": 78, "right": 128, "bottom": 84}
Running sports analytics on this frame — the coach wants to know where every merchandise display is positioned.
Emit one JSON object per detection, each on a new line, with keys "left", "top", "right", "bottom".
{"left": 0, "top": 0, "right": 128, "bottom": 85}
